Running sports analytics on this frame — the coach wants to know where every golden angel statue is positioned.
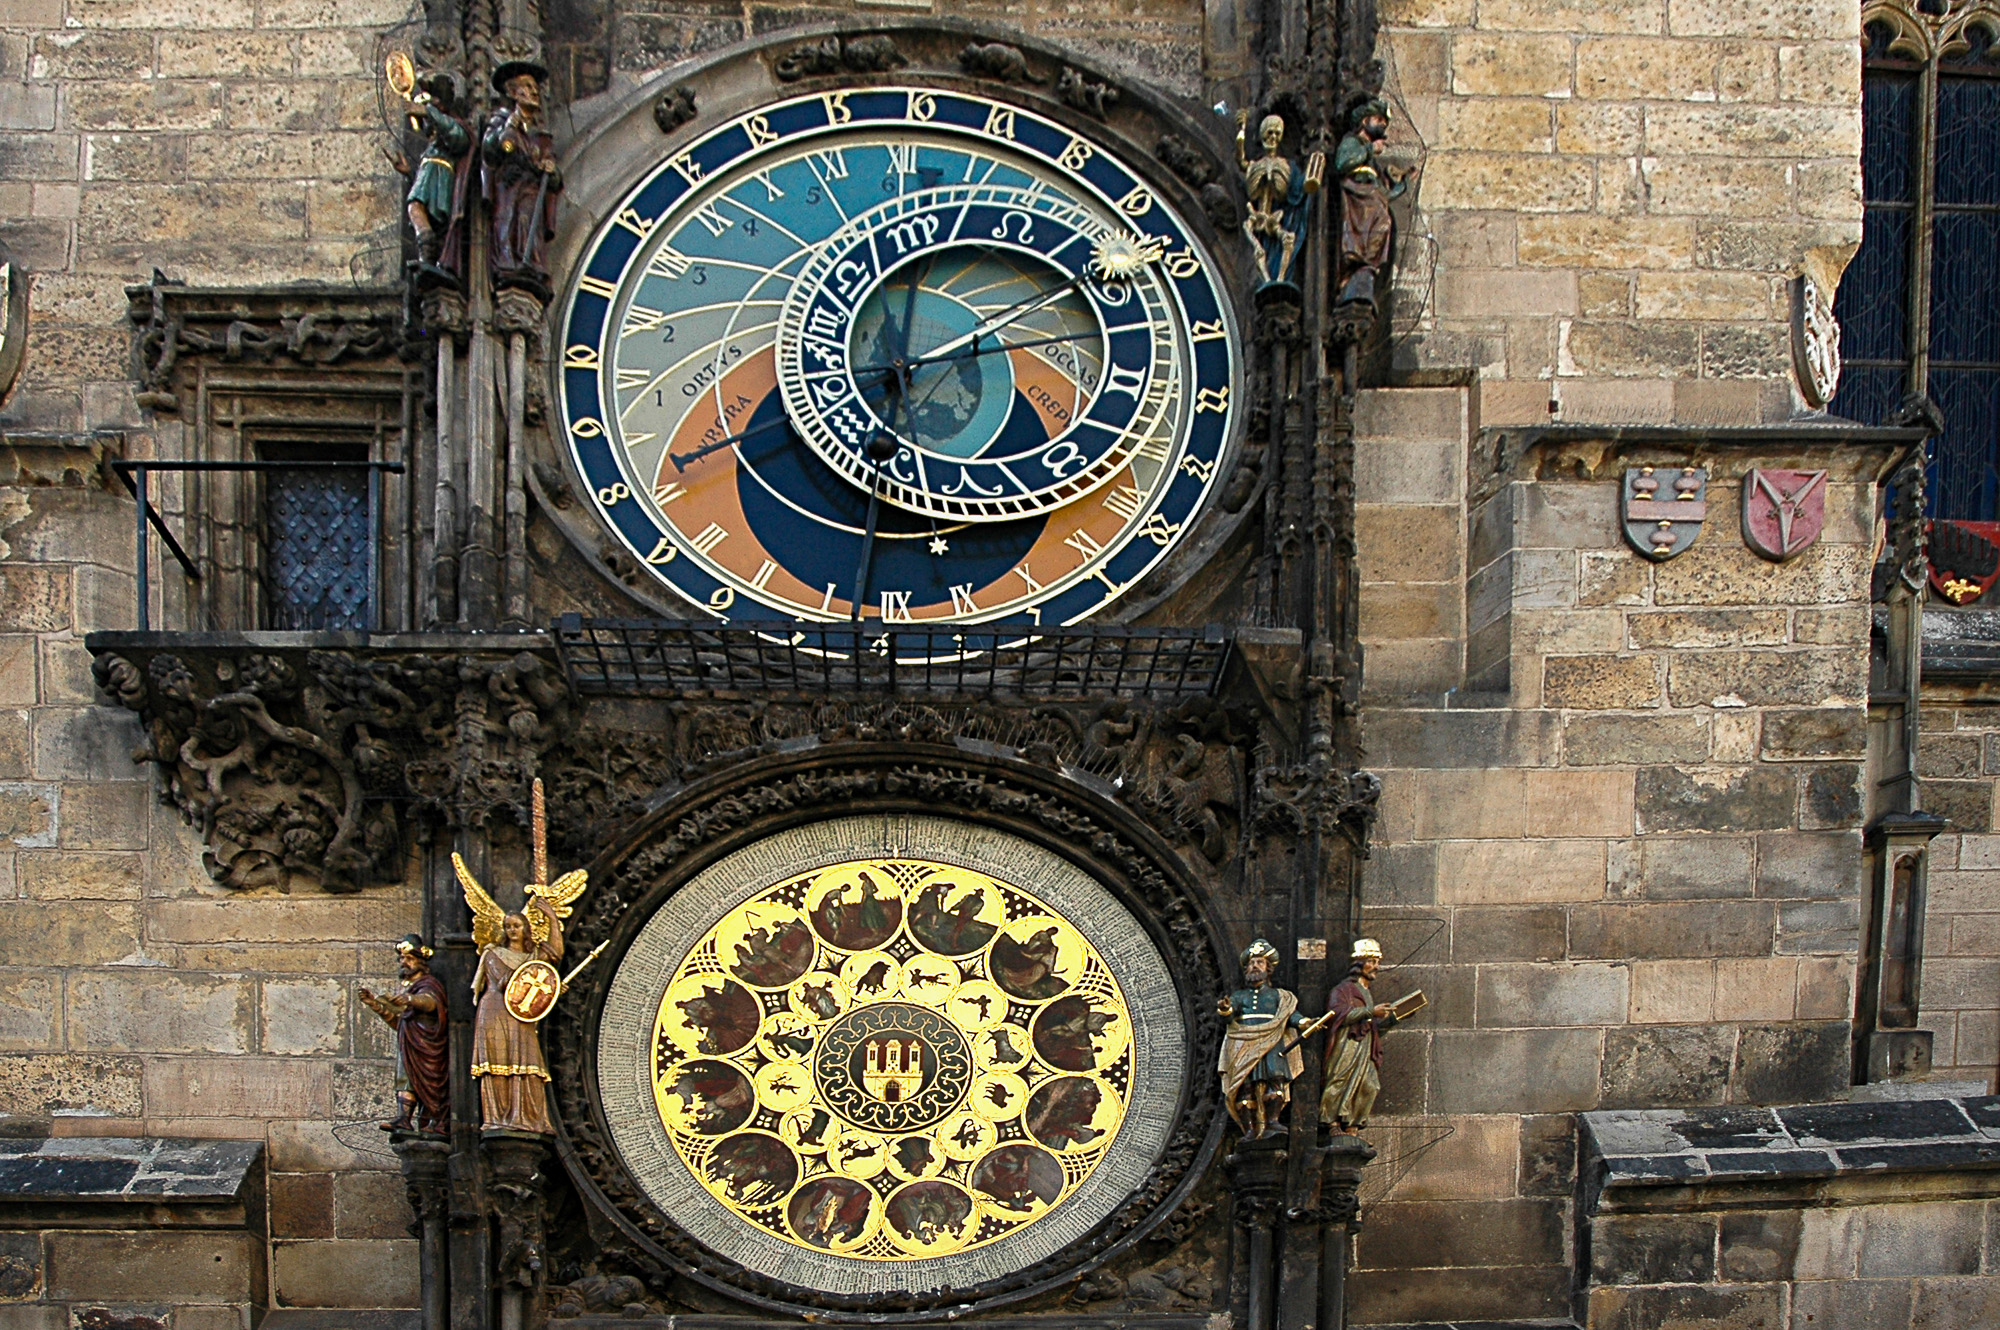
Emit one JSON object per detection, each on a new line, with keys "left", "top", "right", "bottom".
{"left": 455, "top": 779, "right": 592, "bottom": 1134}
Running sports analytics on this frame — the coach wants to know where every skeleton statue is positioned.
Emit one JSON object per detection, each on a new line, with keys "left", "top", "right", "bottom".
{"left": 1236, "top": 110, "right": 1324, "bottom": 289}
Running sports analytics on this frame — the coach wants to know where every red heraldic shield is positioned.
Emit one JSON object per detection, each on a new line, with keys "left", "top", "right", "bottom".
{"left": 504, "top": 959, "right": 563, "bottom": 1023}
{"left": 1742, "top": 468, "right": 1827, "bottom": 562}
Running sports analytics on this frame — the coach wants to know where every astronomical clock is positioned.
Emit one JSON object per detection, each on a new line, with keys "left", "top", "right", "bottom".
{"left": 558, "top": 85, "right": 1240, "bottom": 627}
{"left": 92, "top": 7, "right": 1376, "bottom": 1327}
{"left": 522, "top": 19, "right": 1351, "bottom": 1325}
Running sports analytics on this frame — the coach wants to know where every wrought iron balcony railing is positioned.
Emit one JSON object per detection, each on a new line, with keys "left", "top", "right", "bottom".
{"left": 553, "top": 614, "right": 1232, "bottom": 700}
{"left": 114, "top": 459, "right": 406, "bottom": 632}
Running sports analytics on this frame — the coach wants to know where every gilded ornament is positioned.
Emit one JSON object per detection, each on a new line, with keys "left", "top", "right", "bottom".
{"left": 459, "top": 779, "right": 595, "bottom": 1133}
{"left": 647, "top": 854, "right": 1136, "bottom": 1260}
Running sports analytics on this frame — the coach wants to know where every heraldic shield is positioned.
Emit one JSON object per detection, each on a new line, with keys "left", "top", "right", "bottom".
{"left": 1743, "top": 468, "right": 1827, "bottom": 562}
{"left": 505, "top": 958, "right": 564, "bottom": 1022}
{"left": 1622, "top": 467, "right": 1707, "bottom": 561}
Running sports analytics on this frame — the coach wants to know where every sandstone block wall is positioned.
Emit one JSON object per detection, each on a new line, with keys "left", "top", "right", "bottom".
{"left": 1578, "top": 1099, "right": 2000, "bottom": 1330}
{"left": 0, "top": 478, "right": 421, "bottom": 1310}
{"left": 1351, "top": 382, "right": 1889, "bottom": 1319}
{"left": 1379, "top": 0, "right": 1863, "bottom": 425}
{"left": 1907, "top": 693, "right": 2000, "bottom": 1092}
{"left": 1583, "top": 1197, "right": 2000, "bottom": 1330}
{"left": 576, "top": 0, "right": 1210, "bottom": 109}
{"left": 0, "top": 0, "right": 404, "bottom": 436}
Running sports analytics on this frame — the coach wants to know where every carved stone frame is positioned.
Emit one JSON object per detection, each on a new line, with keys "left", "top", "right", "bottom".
{"left": 124, "top": 280, "right": 423, "bottom": 633}
{"left": 545, "top": 744, "right": 1230, "bottom": 1320}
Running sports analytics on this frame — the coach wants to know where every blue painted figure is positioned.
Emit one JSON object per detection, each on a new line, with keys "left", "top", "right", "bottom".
{"left": 1218, "top": 938, "right": 1307, "bottom": 1138}
{"left": 1237, "top": 111, "right": 1324, "bottom": 289}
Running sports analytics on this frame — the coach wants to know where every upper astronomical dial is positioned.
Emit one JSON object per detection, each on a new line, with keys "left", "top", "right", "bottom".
{"left": 777, "top": 184, "right": 1171, "bottom": 523}
{"left": 560, "top": 88, "right": 1240, "bottom": 627}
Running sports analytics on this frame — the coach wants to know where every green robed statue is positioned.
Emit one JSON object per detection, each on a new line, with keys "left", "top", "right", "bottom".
{"left": 1218, "top": 938, "right": 1313, "bottom": 1139}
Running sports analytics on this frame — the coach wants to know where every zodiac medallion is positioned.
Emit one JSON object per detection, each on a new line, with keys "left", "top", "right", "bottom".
{"left": 644, "top": 853, "right": 1135, "bottom": 1261}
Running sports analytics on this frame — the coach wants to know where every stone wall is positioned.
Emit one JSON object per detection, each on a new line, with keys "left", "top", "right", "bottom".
{"left": 1577, "top": 1098, "right": 2000, "bottom": 1330}
{"left": 0, "top": 0, "right": 405, "bottom": 436}
{"left": 560, "top": 0, "right": 1210, "bottom": 112}
{"left": 0, "top": 467, "right": 421, "bottom": 1308}
{"left": 1351, "top": 382, "right": 1896, "bottom": 1318}
{"left": 1909, "top": 684, "right": 2000, "bottom": 1093}
{"left": 1379, "top": 0, "right": 1863, "bottom": 425}
{"left": 0, "top": 1137, "right": 269, "bottom": 1330}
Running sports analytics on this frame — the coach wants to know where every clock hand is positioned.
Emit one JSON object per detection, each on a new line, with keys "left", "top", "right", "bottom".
{"left": 849, "top": 431, "right": 899, "bottom": 624}
{"left": 665, "top": 365, "right": 898, "bottom": 472}
{"left": 850, "top": 328, "right": 1101, "bottom": 380}
{"left": 910, "top": 271, "right": 1095, "bottom": 368}
{"left": 851, "top": 259, "right": 929, "bottom": 623}
{"left": 896, "top": 323, "right": 1116, "bottom": 437}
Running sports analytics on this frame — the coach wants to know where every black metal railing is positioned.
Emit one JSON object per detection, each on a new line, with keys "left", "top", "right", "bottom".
{"left": 113, "top": 459, "right": 405, "bottom": 632}
{"left": 554, "top": 615, "right": 1232, "bottom": 700}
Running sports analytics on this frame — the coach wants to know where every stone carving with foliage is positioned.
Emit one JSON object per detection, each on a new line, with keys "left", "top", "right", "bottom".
{"left": 93, "top": 647, "right": 570, "bottom": 892}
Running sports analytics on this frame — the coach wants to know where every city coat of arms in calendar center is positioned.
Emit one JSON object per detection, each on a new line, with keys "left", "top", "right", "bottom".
{"left": 592, "top": 814, "right": 1187, "bottom": 1297}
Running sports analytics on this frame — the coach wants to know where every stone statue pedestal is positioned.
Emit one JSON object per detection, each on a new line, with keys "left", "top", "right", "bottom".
{"left": 483, "top": 1131, "right": 550, "bottom": 1330}
{"left": 1226, "top": 1135, "right": 1290, "bottom": 1330}
{"left": 1315, "top": 1134, "right": 1377, "bottom": 1330}
{"left": 393, "top": 1134, "right": 452, "bottom": 1330}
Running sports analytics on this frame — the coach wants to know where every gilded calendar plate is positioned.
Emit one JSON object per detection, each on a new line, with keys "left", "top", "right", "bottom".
{"left": 595, "top": 814, "right": 1184, "bottom": 1296}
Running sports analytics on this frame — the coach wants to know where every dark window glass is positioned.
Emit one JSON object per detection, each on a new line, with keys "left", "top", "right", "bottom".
{"left": 1831, "top": 68, "right": 1918, "bottom": 427}
{"left": 1832, "top": 49, "right": 2000, "bottom": 518}
{"left": 1833, "top": 206, "right": 1912, "bottom": 368}
{"left": 1932, "top": 71, "right": 2000, "bottom": 207}
{"left": 262, "top": 445, "right": 374, "bottom": 630}
{"left": 1862, "top": 69, "right": 1919, "bottom": 204}
{"left": 1928, "top": 69, "right": 2000, "bottom": 519}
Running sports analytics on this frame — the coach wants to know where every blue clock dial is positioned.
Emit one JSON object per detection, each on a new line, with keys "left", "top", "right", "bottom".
{"left": 778, "top": 184, "right": 1162, "bottom": 522}
{"left": 560, "top": 88, "right": 1241, "bottom": 627}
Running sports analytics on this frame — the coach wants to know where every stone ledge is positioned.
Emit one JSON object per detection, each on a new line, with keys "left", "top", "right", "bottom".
{"left": 261, "top": 1310, "right": 419, "bottom": 1330}
{"left": 0, "top": 1136, "right": 263, "bottom": 1230}
{"left": 1581, "top": 1096, "right": 2000, "bottom": 1213}
{"left": 0, "top": 430, "right": 122, "bottom": 488}
{"left": 1921, "top": 606, "right": 2000, "bottom": 680}
{"left": 83, "top": 629, "right": 556, "bottom": 653}
{"left": 540, "top": 1312, "right": 1208, "bottom": 1320}
{"left": 1360, "top": 1322, "right": 1578, "bottom": 1330}
{"left": 0, "top": 1136, "right": 260, "bottom": 1200}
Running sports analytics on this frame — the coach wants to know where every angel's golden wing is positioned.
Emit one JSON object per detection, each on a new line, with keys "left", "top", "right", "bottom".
{"left": 528, "top": 868, "right": 589, "bottom": 918}
{"left": 453, "top": 853, "right": 507, "bottom": 950}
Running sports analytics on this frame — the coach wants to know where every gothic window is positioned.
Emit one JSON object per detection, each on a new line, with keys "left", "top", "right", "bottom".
{"left": 125, "top": 282, "right": 420, "bottom": 633}
{"left": 258, "top": 440, "right": 378, "bottom": 631}
{"left": 1832, "top": 2, "right": 2000, "bottom": 519}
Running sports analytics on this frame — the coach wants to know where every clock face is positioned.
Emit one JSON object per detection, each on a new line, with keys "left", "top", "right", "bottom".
{"left": 595, "top": 814, "right": 1185, "bottom": 1296}
{"left": 559, "top": 88, "right": 1241, "bottom": 626}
